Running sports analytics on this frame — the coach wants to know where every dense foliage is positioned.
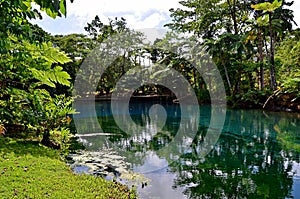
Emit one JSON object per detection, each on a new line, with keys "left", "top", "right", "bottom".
{"left": 0, "top": 1, "right": 137, "bottom": 197}
{"left": 166, "top": 0, "right": 299, "bottom": 109}
{"left": 50, "top": 0, "right": 300, "bottom": 111}
{"left": 0, "top": 0, "right": 299, "bottom": 198}
{"left": 0, "top": 0, "right": 75, "bottom": 149}
{"left": 1, "top": 0, "right": 299, "bottom": 150}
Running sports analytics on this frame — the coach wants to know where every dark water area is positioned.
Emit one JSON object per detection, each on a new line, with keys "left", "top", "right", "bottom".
{"left": 73, "top": 101, "right": 300, "bottom": 199}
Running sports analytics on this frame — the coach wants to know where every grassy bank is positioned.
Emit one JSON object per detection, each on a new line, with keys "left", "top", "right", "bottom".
{"left": 0, "top": 137, "right": 137, "bottom": 198}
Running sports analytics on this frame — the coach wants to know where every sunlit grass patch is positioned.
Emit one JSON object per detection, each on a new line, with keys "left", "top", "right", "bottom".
{"left": 0, "top": 137, "right": 136, "bottom": 198}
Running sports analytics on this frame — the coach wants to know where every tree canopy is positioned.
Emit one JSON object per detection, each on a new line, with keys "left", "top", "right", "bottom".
{"left": 166, "top": 0, "right": 298, "bottom": 109}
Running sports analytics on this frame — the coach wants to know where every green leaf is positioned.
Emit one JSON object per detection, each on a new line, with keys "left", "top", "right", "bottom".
{"left": 45, "top": 8, "right": 58, "bottom": 19}
{"left": 251, "top": 0, "right": 282, "bottom": 12}
{"left": 251, "top": 2, "right": 272, "bottom": 11}
{"left": 29, "top": 68, "right": 56, "bottom": 88}
{"left": 271, "top": 0, "right": 282, "bottom": 10}
{"left": 21, "top": 1, "right": 32, "bottom": 11}
{"left": 52, "top": 66, "right": 71, "bottom": 87}
{"left": 256, "top": 15, "right": 269, "bottom": 26}
{"left": 60, "top": 0, "right": 66, "bottom": 16}
{"left": 29, "top": 66, "right": 71, "bottom": 88}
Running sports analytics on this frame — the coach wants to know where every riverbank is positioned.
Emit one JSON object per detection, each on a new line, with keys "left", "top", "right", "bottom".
{"left": 229, "top": 93, "right": 300, "bottom": 113}
{"left": 77, "top": 93, "right": 300, "bottom": 113}
{"left": 0, "top": 137, "right": 137, "bottom": 198}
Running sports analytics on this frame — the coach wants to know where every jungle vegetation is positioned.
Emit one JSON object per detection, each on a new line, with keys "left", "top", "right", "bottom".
{"left": 0, "top": 0, "right": 299, "bottom": 164}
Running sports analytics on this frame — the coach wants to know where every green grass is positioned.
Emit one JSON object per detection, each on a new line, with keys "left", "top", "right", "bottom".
{"left": 0, "top": 137, "right": 137, "bottom": 198}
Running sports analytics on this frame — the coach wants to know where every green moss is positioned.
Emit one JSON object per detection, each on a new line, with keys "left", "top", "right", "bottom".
{"left": 0, "top": 137, "right": 137, "bottom": 198}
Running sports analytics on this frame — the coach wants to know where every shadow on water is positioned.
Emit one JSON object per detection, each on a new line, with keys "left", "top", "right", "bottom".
{"left": 73, "top": 101, "right": 300, "bottom": 199}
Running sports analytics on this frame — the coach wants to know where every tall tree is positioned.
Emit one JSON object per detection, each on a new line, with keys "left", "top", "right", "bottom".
{"left": 166, "top": 0, "right": 297, "bottom": 107}
{"left": 251, "top": 0, "right": 283, "bottom": 91}
{"left": 80, "top": 17, "right": 147, "bottom": 95}
{"left": 84, "top": 16, "right": 127, "bottom": 45}
{"left": 166, "top": 0, "right": 252, "bottom": 96}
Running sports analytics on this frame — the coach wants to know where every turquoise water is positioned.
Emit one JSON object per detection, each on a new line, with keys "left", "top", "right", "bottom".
{"left": 73, "top": 101, "right": 300, "bottom": 199}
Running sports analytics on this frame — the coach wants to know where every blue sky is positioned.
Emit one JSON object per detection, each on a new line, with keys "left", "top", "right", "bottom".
{"left": 32, "top": 0, "right": 300, "bottom": 35}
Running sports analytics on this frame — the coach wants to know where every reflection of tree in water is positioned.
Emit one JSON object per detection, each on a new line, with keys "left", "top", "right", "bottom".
{"left": 275, "top": 117, "right": 300, "bottom": 153}
{"left": 104, "top": 103, "right": 181, "bottom": 165}
{"left": 94, "top": 102, "right": 203, "bottom": 168}
{"left": 171, "top": 124, "right": 298, "bottom": 199}
{"left": 77, "top": 103, "right": 300, "bottom": 198}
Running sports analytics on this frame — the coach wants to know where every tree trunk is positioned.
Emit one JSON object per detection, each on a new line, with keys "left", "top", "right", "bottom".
{"left": 41, "top": 130, "right": 50, "bottom": 146}
{"left": 227, "top": 0, "right": 238, "bottom": 35}
{"left": 258, "top": 28, "right": 264, "bottom": 90}
{"left": 121, "top": 52, "right": 126, "bottom": 75}
{"left": 224, "top": 64, "right": 232, "bottom": 95}
{"left": 269, "top": 14, "right": 277, "bottom": 91}
{"left": 192, "top": 68, "right": 198, "bottom": 94}
{"left": 42, "top": 130, "right": 60, "bottom": 149}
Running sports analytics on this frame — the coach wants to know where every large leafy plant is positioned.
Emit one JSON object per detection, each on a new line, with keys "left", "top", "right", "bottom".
{"left": 0, "top": 0, "right": 76, "bottom": 150}
{"left": 0, "top": 35, "right": 74, "bottom": 150}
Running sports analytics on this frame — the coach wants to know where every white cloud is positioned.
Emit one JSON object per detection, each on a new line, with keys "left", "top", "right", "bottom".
{"left": 65, "top": 0, "right": 180, "bottom": 29}
{"left": 126, "top": 12, "right": 168, "bottom": 29}
{"left": 32, "top": 0, "right": 299, "bottom": 35}
{"left": 66, "top": 0, "right": 178, "bottom": 17}
{"left": 291, "top": 0, "right": 300, "bottom": 27}
{"left": 32, "top": 0, "right": 181, "bottom": 34}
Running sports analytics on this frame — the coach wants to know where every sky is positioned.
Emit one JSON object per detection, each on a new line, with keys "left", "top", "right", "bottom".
{"left": 32, "top": 0, "right": 300, "bottom": 35}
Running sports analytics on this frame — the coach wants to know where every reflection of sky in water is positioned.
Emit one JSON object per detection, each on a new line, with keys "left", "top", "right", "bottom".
{"left": 133, "top": 151, "right": 169, "bottom": 173}
{"left": 292, "top": 177, "right": 300, "bottom": 199}
{"left": 290, "top": 162, "right": 300, "bottom": 199}
{"left": 139, "top": 168, "right": 187, "bottom": 199}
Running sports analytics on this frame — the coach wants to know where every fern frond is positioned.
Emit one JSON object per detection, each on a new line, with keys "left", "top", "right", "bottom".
{"left": 29, "top": 66, "right": 71, "bottom": 88}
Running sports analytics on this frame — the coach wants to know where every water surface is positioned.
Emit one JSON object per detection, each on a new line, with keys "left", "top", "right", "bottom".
{"left": 73, "top": 101, "right": 300, "bottom": 199}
